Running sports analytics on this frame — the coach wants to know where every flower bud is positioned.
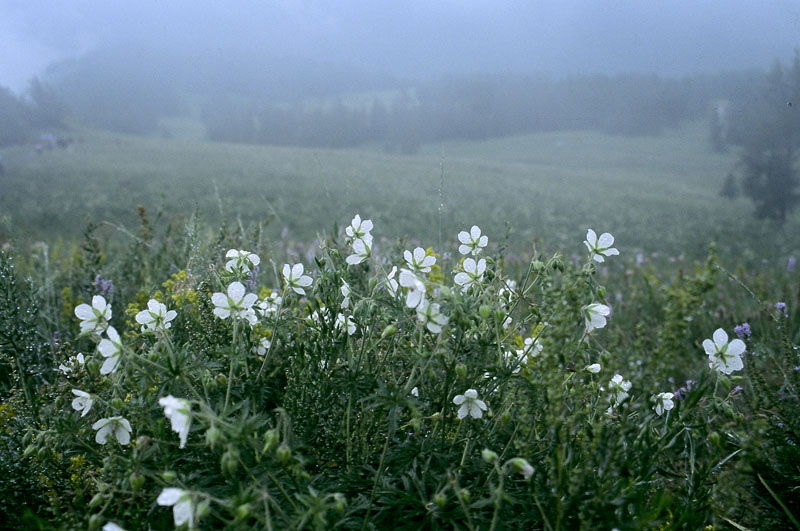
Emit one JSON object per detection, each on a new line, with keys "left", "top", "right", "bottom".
{"left": 481, "top": 448, "right": 498, "bottom": 464}
{"left": 55, "top": 396, "right": 64, "bottom": 409}
{"left": 196, "top": 500, "right": 210, "bottom": 519}
{"left": 205, "top": 426, "right": 224, "bottom": 449}
{"left": 434, "top": 493, "right": 446, "bottom": 509}
{"left": 89, "top": 493, "right": 104, "bottom": 508}
{"left": 431, "top": 412, "right": 442, "bottom": 421}
{"left": 479, "top": 305, "right": 492, "bottom": 320}
{"left": 368, "top": 277, "right": 378, "bottom": 291}
{"left": 455, "top": 363, "right": 467, "bottom": 379}
{"left": 494, "top": 309, "right": 506, "bottom": 322}
{"left": 510, "top": 457, "right": 534, "bottom": 479}
{"left": 333, "top": 493, "right": 346, "bottom": 512}
{"left": 597, "top": 286, "right": 606, "bottom": 299}
{"left": 88, "top": 514, "right": 103, "bottom": 530}
{"left": 216, "top": 374, "right": 227, "bottom": 387}
{"left": 23, "top": 445, "right": 36, "bottom": 459}
{"left": 458, "top": 489, "right": 470, "bottom": 503}
{"left": 129, "top": 472, "right": 144, "bottom": 493}
{"left": 501, "top": 411, "right": 511, "bottom": 425}
{"left": 37, "top": 447, "right": 49, "bottom": 460}
{"left": 161, "top": 470, "right": 177, "bottom": 482}
{"left": 380, "top": 325, "right": 396, "bottom": 339}
{"left": 532, "top": 260, "right": 545, "bottom": 272}
{"left": 22, "top": 430, "right": 32, "bottom": 446}
{"left": 263, "top": 429, "right": 279, "bottom": 452}
{"left": 276, "top": 443, "right": 291, "bottom": 464}
{"left": 236, "top": 503, "right": 251, "bottom": 520}
{"left": 110, "top": 398, "right": 124, "bottom": 410}
{"left": 221, "top": 448, "right": 239, "bottom": 476}
{"left": 86, "top": 360, "right": 100, "bottom": 375}
{"left": 439, "top": 286, "right": 452, "bottom": 298}
{"left": 708, "top": 432, "right": 721, "bottom": 447}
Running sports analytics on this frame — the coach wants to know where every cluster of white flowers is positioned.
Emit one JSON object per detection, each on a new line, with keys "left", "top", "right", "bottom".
{"left": 256, "top": 291, "right": 282, "bottom": 317}
{"left": 345, "top": 214, "right": 373, "bottom": 265}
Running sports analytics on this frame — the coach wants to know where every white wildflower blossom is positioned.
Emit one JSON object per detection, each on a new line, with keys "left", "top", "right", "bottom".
{"left": 404, "top": 247, "right": 436, "bottom": 273}
{"left": 282, "top": 263, "right": 313, "bottom": 296}
{"left": 157, "top": 488, "right": 195, "bottom": 529}
{"left": 92, "top": 416, "right": 132, "bottom": 445}
{"left": 71, "top": 389, "right": 93, "bottom": 417}
{"left": 583, "top": 303, "right": 611, "bottom": 332}
{"left": 511, "top": 457, "right": 534, "bottom": 480}
{"left": 224, "top": 249, "right": 260, "bottom": 274}
{"left": 584, "top": 229, "right": 619, "bottom": 263}
{"left": 653, "top": 392, "right": 674, "bottom": 416}
{"left": 59, "top": 353, "right": 85, "bottom": 375}
{"left": 102, "top": 523, "right": 126, "bottom": 531}
{"left": 211, "top": 282, "right": 258, "bottom": 325}
{"left": 98, "top": 326, "right": 123, "bottom": 375}
{"left": 252, "top": 337, "right": 271, "bottom": 356}
{"left": 345, "top": 214, "right": 373, "bottom": 247}
{"left": 340, "top": 280, "right": 351, "bottom": 309}
{"left": 585, "top": 363, "right": 602, "bottom": 374}
{"left": 399, "top": 268, "right": 426, "bottom": 309}
{"left": 416, "top": 299, "right": 449, "bottom": 333}
{"left": 453, "top": 389, "right": 488, "bottom": 419}
{"left": 458, "top": 225, "right": 488, "bottom": 255}
{"left": 703, "top": 328, "right": 745, "bottom": 374}
{"left": 335, "top": 313, "right": 357, "bottom": 335}
{"left": 74, "top": 295, "right": 112, "bottom": 334}
{"left": 159, "top": 395, "right": 191, "bottom": 449}
{"left": 454, "top": 258, "right": 486, "bottom": 292}
{"left": 385, "top": 266, "right": 399, "bottom": 297}
{"left": 607, "top": 374, "right": 632, "bottom": 406}
{"left": 346, "top": 237, "right": 370, "bottom": 265}
{"left": 135, "top": 299, "right": 177, "bottom": 333}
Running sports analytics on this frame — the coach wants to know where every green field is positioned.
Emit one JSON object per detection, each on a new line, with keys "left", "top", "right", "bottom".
{"left": 2, "top": 122, "right": 793, "bottom": 263}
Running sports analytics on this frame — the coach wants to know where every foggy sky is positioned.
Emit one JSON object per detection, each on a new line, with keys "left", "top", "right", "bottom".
{"left": 2, "top": 0, "right": 799, "bottom": 93}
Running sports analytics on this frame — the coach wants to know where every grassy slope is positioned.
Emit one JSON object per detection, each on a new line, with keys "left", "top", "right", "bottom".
{"left": 1, "top": 122, "right": 795, "bottom": 261}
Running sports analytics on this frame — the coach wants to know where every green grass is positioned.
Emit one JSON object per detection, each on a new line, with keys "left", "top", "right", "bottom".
{"left": 1, "top": 122, "right": 795, "bottom": 262}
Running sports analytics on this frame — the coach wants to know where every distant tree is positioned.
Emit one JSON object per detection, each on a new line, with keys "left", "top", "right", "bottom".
{"left": 738, "top": 55, "right": 800, "bottom": 224}
{"left": 720, "top": 172, "right": 739, "bottom": 199}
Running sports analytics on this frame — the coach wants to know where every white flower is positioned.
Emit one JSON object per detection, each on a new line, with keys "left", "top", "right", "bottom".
{"left": 59, "top": 353, "right": 85, "bottom": 375}
{"left": 399, "top": 268, "right": 426, "bottom": 309}
{"left": 703, "top": 328, "right": 745, "bottom": 374}
{"left": 92, "top": 416, "right": 132, "bottom": 445}
{"left": 225, "top": 249, "right": 260, "bottom": 274}
{"left": 453, "top": 389, "right": 488, "bottom": 419}
{"left": 157, "top": 488, "right": 194, "bottom": 528}
{"left": 585, "top": 363, "right": 602, "bottom": 374}
{"left": 511, "top": 457, "right": 534, "bottom": 480}
{"left": 345, "top": 214, "right": 373, "bottom": 247}
{"left": 159, "top": 395, "right": 191, "bottom": 449}
{"left": 416, "top": 299, "right": 449, "bottom": 333}
{"left": 135, "top": 299, "right": 177, "bottom": 333}
{"left": 607, "top": 374, "right": 632, "bottom": 406}
{"left": 256, "top": 292, "right": 282, "bottom": 317}
{"left": 102, "top": 523, "right": 125, "bottom": 531}
{"left": 522, "top": 337, "right": 543, "bottom": 357}
{"left": 404, "top": 247, "right": 436, "bottom": 273}
{"left": 71, "top": 389, "right": 93, "bottom": 417}
{"left": 454, "top": 258, "right": 486, "bottom": 292}
{"left": 340, "top": 280, "right": 351, "bottom": 309}
{"left": 346, "top": 237, "right": 370, "bottom": 265}
{"left": 584, "top": 229, "right": 619, "bottom": 263}
{"left": 458, "top": 225, "right": 488, "bottom": 255}
{"left": 282, "top": 263, "right": 313, "bottom": 296}
{"left": 98, "top": 326, "right": 122, "bottom": 375}
{"left": 74, "top": 295, "right": 112, "bottom": 334}
{"left": 335, "top": 313, "right": 357, "bottom": 335}
{"left": 385, "top": 266, "right": 399, "bottom": 297}
{"left": 653, "top": 392, "right": 674, "bottom": 416}
{"left": 583, "top": 303, "right": 610, "bottom": 332}
{"left": 211, "top": 282, "right": 258, "bottom": 324}
{"left": 253, "top": 337, "right": 271, "bottom": 356}
{"left": 411, "top": 386, "right": 419, "bottom": 397}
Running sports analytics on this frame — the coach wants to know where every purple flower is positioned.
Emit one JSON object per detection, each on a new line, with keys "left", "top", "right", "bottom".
{"left": 776, "top": 302, "right": 788, "bottom": 318}
{"left": 246, "top": 265, "right": 260, "bottom": 293}
{"left": 673, "top": 379, "right": 695, "bottom": 401}
{"left": 734, "top": 322, "right": 751, "bottom": 339}
{"left": 92, "top": 274, "right": 115, "bottom": 298}
{"left": 787, "top": 256, "right": 796, "bottom": 272}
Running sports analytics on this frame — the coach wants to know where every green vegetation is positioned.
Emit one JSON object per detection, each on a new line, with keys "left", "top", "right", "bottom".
{"left": 0, "top": 123, "right": 798, "bottom": 529}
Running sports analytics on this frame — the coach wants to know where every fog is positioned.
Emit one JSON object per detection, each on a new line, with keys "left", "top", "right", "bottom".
{"left": 2, "top": 0, "right": 799, "bottom": 93}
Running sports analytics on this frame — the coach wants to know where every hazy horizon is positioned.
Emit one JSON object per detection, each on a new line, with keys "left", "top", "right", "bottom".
{"left": 2, "top": 0, "right": 799, "bottom": 94}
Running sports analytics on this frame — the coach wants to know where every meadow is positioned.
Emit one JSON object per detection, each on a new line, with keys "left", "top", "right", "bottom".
{"left": 0, "top": 123, "right": 798, "bottom": 529}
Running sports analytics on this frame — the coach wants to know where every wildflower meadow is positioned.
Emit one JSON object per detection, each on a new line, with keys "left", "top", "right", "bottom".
{"left": 0, "top": 198, "right": 798, "bottom": 530}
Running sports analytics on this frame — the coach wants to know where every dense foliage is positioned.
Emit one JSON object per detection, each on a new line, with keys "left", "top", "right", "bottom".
{"left": 0, "top": 211, "right": 798, "bottom": 530}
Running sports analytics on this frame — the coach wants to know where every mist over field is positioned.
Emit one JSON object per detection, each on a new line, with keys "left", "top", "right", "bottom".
{"left": 3, "top": 3, "right": 800, "bottom": 530}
